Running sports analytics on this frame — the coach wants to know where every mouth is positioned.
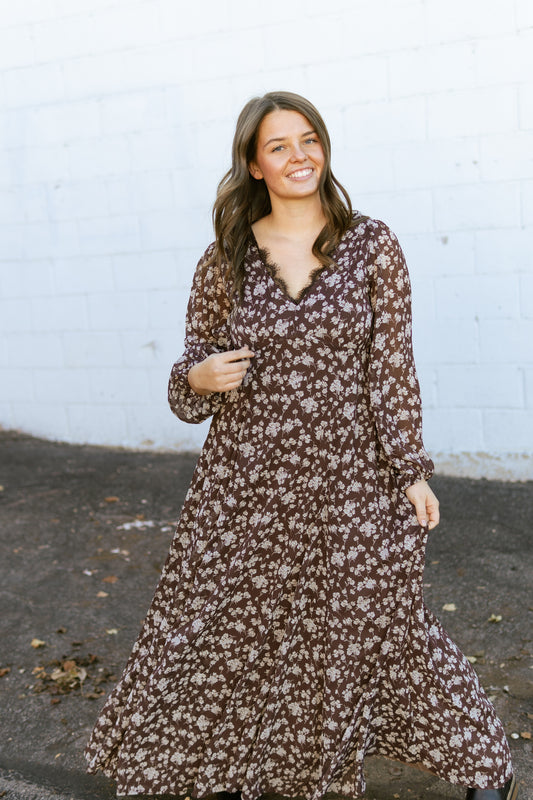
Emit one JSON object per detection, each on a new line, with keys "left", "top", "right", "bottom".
{"left": 286, "top": 167, "right": 314, "bottom": 180}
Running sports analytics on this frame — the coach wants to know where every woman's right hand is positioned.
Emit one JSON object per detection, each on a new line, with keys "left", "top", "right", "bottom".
{"left": 187, "top": 347, "right": 255, "bottom": 395}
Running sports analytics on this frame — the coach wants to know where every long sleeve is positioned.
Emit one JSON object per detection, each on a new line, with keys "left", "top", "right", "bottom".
{"left": 168, "top": 244, "right": 233, "bottom": 424}
{"left": 367, "top": 221, "right": 434, "bottom": 491}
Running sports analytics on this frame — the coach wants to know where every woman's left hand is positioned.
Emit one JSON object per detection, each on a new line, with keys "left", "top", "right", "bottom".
{"left": 405, "top": 479, "right": 440, "bottom": 530}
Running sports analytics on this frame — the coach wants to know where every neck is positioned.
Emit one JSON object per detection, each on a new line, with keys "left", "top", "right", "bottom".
{"left": 266, "top": 196, "right": 326, "bottom": 238}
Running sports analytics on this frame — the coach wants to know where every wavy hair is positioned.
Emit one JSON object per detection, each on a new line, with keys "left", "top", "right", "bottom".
{"left": 209, "top": 91, "right": 356, "bottom": 302}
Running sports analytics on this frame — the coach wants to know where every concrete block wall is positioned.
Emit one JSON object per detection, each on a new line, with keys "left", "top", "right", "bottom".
{"left": 0, "top": 0, "right": 532, "bottom": 478}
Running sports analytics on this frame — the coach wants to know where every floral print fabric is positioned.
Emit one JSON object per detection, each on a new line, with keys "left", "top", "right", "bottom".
{"left": 85, "top": 216, "right": 512, "bottom": 798}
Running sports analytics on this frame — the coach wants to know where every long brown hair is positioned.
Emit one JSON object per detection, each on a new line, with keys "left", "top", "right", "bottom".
{"left": 210, "top": 91, "right": 355, "bottom": 302}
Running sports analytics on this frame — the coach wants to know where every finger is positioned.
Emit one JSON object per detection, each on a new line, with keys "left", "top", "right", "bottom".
{"left": 223, "top": 347, "right": 255, "bottom": 361}
{"left": 224, "top": 359, "right": 250, "bottom": 375}
{"left": 220, "top": 366, "right": 250, "bottom": 389}
{"left": 217, "top": 347, "right": 254, "bottom": 361}
{"left": 427, "top": 501, "right": 440, "bottom": 530}
{"left": 222, "top": 376, "right": 245, "bottom": 391}
{"left": 209, "top": 355, "right": 249, "bottom": 373}
{"left": 412, "top": 497, "right": 428, "bottom": 528}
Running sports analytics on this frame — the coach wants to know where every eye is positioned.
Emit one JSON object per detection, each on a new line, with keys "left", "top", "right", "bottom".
{"left": 304, "top": 137, "right": 319, "bottom": 145}
{"left": 271, "top": 144, "right": 284, "bottom": 152}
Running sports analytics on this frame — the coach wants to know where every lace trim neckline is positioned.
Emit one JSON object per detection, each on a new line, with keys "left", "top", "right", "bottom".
{"left": 250, "top": 232, "right": 331, "bottom": 306}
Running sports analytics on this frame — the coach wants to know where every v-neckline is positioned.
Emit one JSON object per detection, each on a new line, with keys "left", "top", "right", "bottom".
{"left": 250, "top": 231, "right": 332, "bottom": 306}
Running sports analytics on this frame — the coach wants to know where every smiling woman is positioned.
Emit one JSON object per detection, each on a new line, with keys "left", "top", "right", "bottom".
{"left": 209, "top": 91, "right": 355, "bottom": 307}
{"left": 84, "top": 92, "right": 517, "bottom": 800}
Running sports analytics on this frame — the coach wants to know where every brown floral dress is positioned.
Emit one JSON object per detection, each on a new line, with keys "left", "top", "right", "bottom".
{"left": 85, "top": 215, "right": 513, "bottom": 798}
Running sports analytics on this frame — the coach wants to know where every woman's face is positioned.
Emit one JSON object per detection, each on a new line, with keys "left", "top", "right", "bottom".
{"left": 249, "top": 109, "right": 325, "bottom": 204}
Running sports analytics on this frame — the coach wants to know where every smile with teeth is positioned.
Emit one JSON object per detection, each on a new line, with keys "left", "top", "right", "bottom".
{"left": 287, "top": 167, "right": 313, "bottom": 179}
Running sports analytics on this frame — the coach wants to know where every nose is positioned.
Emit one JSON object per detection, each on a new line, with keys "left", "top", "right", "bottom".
{"left": 289, "top": 142, "right": 306, "bottom": 161}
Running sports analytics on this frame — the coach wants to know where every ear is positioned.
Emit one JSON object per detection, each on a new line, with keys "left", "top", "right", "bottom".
{"left": 248, "top": 162, "right": 263, "bottom": 180}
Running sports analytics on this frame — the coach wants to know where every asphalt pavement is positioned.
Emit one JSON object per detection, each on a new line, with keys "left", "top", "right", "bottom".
{"left": 0, "top": 430, "right": 531, "bottom": 800}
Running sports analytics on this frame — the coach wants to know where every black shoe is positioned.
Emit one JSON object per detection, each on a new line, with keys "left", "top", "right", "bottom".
{"left": 466, "top": 774, "right": 517, "bottom": 800}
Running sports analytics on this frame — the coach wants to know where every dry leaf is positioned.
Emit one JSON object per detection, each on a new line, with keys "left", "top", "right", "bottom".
{"left": 51, "top": 664, "right": 87, "bottom": 686}
{"left": 96, "top": 591, "right": 108, "bottom": 598}
{"left": 76, "top": 667, "right": 88, "bottom": 682}
{"left": 105, "top": 496, "right": 119, "bottom": 503}
{"left": 488, "top": 614, "right": 502, "bottom": 623}
{"left": 466, "top": 655, "right": 477, "bottom": 664}
{"left": 0, "top": 667, "right": 11, "bottom": 678}
{"left": 31, "top": 638, "right": 46, "bottom": 649}
{"left": 520, "top": 731, "right": 531, "bottom": 740}
{"left": 103, "top": 575, "right": 118, "bottom": 584}
{"left": 442, "top": 603, "right": 457, "bottom": 612}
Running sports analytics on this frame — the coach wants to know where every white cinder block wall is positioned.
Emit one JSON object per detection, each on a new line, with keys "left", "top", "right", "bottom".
{"left": 0, "top": 0, "right": 532, "bottom": 478}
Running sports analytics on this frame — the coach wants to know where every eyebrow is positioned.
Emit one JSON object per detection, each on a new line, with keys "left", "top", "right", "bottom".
{"left": 263, "top": 130, "right": 317, "bottom": 149}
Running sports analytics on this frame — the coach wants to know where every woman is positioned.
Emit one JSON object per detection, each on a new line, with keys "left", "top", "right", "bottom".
{"left": 85, "top": 92, "right": 516, "bottom": 800}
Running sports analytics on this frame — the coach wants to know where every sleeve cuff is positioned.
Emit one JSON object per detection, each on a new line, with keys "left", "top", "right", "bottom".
{"left": 393, "top": 460, "right": 434, "bottom": 493}
{"left": 168, "top": 356, "right": 226, "bottom": 424}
